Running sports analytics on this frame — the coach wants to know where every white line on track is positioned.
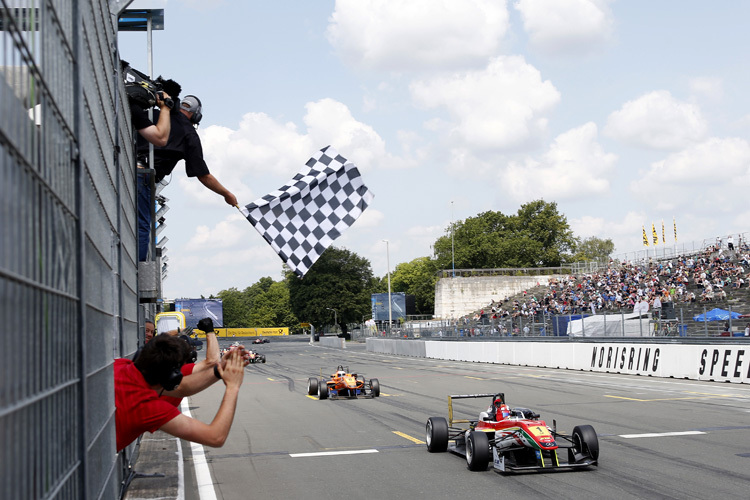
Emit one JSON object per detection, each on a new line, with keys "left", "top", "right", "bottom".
{"left": 619, "top": 431, "right": 706, "bottom": 439}
{"left": 181, "top": 399, "right": 217, "bottom": 500}
{"left": 290, "top": 449, "right": 379, "bottom": 458}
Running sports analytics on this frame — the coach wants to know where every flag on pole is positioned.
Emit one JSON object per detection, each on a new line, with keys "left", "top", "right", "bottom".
{"left": 661, "top": 220, "right": 666, "bottom": 244}
{"left": 673, "top": 217, "right": 677, "bottom": 242}
{"left": 642, "top": 226, "right": 649, "bottom": 247}
{"left": 240, "top": 145, "right": 374, "bottom": 278}
{"left": 652, "top": 223, "right": 658, "bottom": 245}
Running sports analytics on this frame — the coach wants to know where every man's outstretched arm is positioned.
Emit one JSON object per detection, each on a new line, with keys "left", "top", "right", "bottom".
{"left": 197, "top": 173, "right": 238, "bottom": 207}
{"left": 159, "top": 349, "right": 244, "bottom": 447}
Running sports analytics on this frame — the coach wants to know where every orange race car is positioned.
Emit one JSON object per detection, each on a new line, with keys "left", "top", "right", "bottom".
{"left": 307, "top": 365, "right": 380, "bottom": 400}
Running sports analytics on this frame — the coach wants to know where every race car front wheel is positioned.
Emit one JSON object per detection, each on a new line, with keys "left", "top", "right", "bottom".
{"left": 466, "top": 431, "right": 490, "bottom": 471}
{"left": 370, "top": 378, "right": 380, "bottom": 397}
{"left": 426, "top": 417, "right": 449, "bottom": 453}
{"left": 572, "top": 425, "right": 599, "bottom": 461}
{"left": 318, "top": 379, "right": 329, "bottom": 400}
{"left": 307, "top": 377, "right": 318, "bottom": 396}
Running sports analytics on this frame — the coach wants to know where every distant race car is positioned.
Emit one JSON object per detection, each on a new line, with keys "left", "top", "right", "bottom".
{"left": 307, "top": 365, "right": 380, "bottom": 400}
{"left": 247, "top": 349, "right": 266, "bottom": 364}
{"left": 252, "top": 338, "right": 270, "bottom": 344}
{"left": 426, "top": 393, "right": 598, "bottom": 473}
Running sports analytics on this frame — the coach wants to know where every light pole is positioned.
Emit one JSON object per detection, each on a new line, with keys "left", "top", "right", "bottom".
{"left": 326, "top": 307, "right": 337, "bottom": 333}
{"left": 451, "top": 201, "right": 455, "bottom": 277}
{"left": 382, "top": 239, "right": 392, "bottom": 334}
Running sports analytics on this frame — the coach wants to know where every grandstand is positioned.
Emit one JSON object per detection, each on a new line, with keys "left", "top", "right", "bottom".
{"left": 403, "top": 235, "right": 750, "bottom": 338}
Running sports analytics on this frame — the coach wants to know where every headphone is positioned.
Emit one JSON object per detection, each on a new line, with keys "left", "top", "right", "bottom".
{"left": 158, "top": 365, "right": 184, "bottom": 392}
{"left": 182, "top": 94, "right": 203, "bottom": 125}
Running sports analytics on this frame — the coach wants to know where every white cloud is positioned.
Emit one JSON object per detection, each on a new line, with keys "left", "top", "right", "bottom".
{"left": 326, "top": 0, "right": 510, "bottom": 71}
{"left": 604, "top": 90, "right": 708, "bottom": 150}
{"left": 410, "top": 56, "right": 560, "bottom": 150}
{"left": 176, "top": 98, "right": 415, "bottom": 207}
{"left": 630, "top": 137, "right": 750, "bottom": 211}
{"left": 570, "top": 211, "right": 647, "bottom": 256}
{"left": 186, "top": 214, "right": 247, "bottom": 248}
{"left": 504, "top": 122, "right": 616, "bottom": 201}
{"left": 689, "top": 77, "right": 723, "bottom": 102}
{"left": 514, "top": 0, "right": 614, "bottom": 56}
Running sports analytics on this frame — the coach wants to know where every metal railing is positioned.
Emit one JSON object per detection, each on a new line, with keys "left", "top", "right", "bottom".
{"left": 351, "top": 304, "right": 749, "bottom": 340}
{"left": 1, "top": 2, "right": 138, "bottom": 498}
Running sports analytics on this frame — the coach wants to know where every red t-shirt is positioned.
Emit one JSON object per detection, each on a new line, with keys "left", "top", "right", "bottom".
{"left": 114, "top": 358, "right": 181, "bottom": 451}
{"left": 160, "top": 363, "right": 195, "bottom": 407}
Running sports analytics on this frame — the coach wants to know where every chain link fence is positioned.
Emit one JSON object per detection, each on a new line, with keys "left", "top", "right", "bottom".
{"left": 1, "top": 2, "right": 138, "bottom": 498}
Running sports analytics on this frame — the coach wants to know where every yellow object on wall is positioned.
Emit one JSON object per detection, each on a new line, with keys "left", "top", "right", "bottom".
{"left": 193, "top": 327, "right": 290, "bottom": 338}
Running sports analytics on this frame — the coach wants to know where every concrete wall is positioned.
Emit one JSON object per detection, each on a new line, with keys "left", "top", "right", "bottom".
{"left": 434, "top": 274, "right": 566, "bottom": 319}
{"left": 365, "top": 338, "right": 750, "bottom": 384}
{"left": 319, "top": 336, "right": 346, "bottom": 348}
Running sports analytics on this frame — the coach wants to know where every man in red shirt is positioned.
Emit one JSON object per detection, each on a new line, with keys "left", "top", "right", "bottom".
{"left": 115, "top": 334, "right": 245, "bottom": 451}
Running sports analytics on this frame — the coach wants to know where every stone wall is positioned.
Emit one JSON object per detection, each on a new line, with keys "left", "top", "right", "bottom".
{"left": 433, "top": 274, "right": 567, "bottom": 319}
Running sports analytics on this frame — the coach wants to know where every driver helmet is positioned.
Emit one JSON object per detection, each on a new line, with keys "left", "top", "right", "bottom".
{"left": 494, "top": 399, "right": 511, "bottom": 419}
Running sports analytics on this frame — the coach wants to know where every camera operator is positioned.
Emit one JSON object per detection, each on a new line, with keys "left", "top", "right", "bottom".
{"left": 135, "top": 90, "right": 238, "bottom": 261}
{"left": 130, "top": 91, "right": 172, "bottom": 147}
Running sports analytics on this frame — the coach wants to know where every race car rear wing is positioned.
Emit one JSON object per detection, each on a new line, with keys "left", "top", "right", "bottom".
{"left": 447, "top": 393, "right": 505, "bottom": 426}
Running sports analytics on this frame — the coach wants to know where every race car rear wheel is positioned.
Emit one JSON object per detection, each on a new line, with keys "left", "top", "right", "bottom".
{"left": 261, "top": 357, "right": 266, "bottom": 363}
{"left": 318, "top": 379, "right": 329, "bottom": 400}
{"left": 572, "top": 425, "right": 599, "bottom": 461}
{"left": 426, "top": 417, "right": 449, "bottom": 453}
{"left": 370, "top": 378, "right": 380, "bottom": 397}
{"left": 466, "top": 431, "right": 490, "bottom": 471}
{"left": 307, "top": 378, "right": 318, "bottom": 395}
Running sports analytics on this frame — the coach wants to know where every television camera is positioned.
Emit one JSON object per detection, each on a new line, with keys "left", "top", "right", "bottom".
{"left": 122, "top": 61, "right": 174, "bottom": 110}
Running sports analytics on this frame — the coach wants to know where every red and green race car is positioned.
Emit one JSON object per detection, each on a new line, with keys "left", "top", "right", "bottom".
{"left": 426, "top": 392, "right": 599, "bottom": 473}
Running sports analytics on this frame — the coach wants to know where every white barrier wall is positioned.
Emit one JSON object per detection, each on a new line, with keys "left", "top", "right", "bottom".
{"left": 319, "top": 336, "right": 345, "bottom": 348}
{"left": 366, "top": 339, "right": 750, "bottom": 384}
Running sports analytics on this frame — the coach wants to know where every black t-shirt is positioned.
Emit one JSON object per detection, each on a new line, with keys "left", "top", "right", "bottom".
{"left": 136, "top": 109, "right": 210, "bottom": 182}
{"left": 130, "top": 104, "right": 154, "bottom": 131}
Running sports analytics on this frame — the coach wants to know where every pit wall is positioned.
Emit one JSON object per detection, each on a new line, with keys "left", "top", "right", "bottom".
{"left": 434, "top": 275, "right": 567, "bottom": 319}
{"left": 365, "top": 338, "right": 750, "bottom": 384}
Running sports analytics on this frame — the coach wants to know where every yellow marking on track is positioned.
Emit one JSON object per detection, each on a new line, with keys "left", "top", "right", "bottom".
{"left": 393, "top": 367, "right": 403, "bottom": 370}
{"left": 306, "top": 395, "right": 318, "bottom": 400}
{"left": 267, "top": 378, "right": 275, "bottom": 381}
{"left": 604, "top": 394, "right": 736, "bottom": 402}
{"left": 380, "top": 392, "right": 399, "bottom": 397}
{"left": 393, "top": 431, "right": 425, "bottom": 444}
{"left": 465, "top": 376, "right": 485, "bottom": 380}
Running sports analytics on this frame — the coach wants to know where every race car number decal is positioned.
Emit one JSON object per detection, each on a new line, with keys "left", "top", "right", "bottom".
{"left": 528, "top": 426, "right": 551, "bottom": 438}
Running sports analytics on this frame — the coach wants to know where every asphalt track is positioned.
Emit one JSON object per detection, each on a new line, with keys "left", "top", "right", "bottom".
{"left": 183, "top": 338, "right": 750, "bottom": 500}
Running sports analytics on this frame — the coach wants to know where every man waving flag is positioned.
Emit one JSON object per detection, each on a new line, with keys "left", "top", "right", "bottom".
{"left": 240, "top": 146, "right": 374, "bottom": 278}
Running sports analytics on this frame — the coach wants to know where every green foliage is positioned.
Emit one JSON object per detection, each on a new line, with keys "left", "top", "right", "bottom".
{"left": 390, "top": 257, "right": 438, "bottom": 315}
{"left": 216, "top": 287, "right": 251, "bottom": 328}
{"left": 432, "top": 200, "right": 575, "bottom": 270}
{"left": 571, "top": 236, "right": 615, "bottom": 263}
{"left": 217, "top": 278, "right": 298, "bottom": 329}
{"left": 286, "top": 246, "right": 375, "bottom": 335}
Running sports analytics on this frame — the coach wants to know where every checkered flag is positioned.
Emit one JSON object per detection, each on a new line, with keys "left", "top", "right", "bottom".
{"left": 240, "top": 146, "right": 374, "bottom": 278}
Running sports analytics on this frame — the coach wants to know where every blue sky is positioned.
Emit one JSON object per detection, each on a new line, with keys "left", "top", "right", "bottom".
{"left": 118, "top": 0, "right": 750, "bottom": 300}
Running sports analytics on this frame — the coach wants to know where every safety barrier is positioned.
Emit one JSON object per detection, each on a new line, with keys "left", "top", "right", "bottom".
{"left": 319, "top": 336, "right": 346, "bottom": 349}
{"left": 366, "top": 338, "right": 750, "bottom": 384}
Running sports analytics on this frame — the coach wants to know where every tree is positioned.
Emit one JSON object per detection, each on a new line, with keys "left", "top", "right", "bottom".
{"left": 248, "top": 281, "right": 299, "bottom": 329}
{"left": 286, "top": 246, "right": 375, "bottom": 337}
{"left": 216, "top": 287, "right": 251, "bottom": 328}
{"left": 571, "top": 236, "right": 615, "bottom": 263}
{"left": 431, "top": 200, "right": 575, "bottom": 270}
{"left": 390, "top": 257, "right": 439, "bottom": 315}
